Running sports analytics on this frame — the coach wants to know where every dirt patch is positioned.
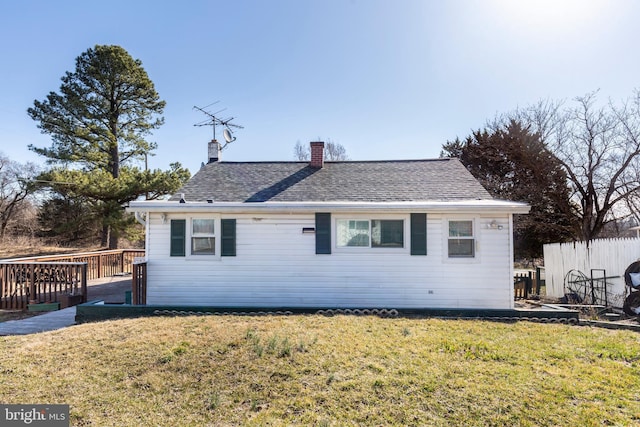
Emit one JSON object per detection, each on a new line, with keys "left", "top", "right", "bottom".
{"left": 0, "top": 310, "right": 44, "bottom": 323}
{"left": 0, "top": 245, "right": 102, "bottom": 260}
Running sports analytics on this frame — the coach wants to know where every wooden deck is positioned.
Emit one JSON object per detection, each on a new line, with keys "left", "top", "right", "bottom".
{"left": 1, "top": 250, "right": 144, "bottom": 309}
{"left": 86, "top": 275, "right": 132, "bottom": 303}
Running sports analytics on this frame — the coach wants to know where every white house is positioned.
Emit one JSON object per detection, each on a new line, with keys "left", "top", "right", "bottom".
{"left": 127, "top": 141, "right": 530, "bottom": 309}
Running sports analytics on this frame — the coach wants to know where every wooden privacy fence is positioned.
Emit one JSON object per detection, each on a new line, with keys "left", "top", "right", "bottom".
{"left": 543, "top": 238, "right": 640, "bottom": 308}
{"left": 0, "top": 262, "right": 87, "bottom": 310}
{"left": 4, "top": 249, "right": 145, "bottom": 281}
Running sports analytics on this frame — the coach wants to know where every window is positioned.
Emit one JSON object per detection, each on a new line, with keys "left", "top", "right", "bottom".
{"left": 448, "top": 220, "right": 474, "bottom": 257}
{"left": 337, "top": 219, "right": 404, "bottom": 248}
{"left": 191, "top": 218, "right": 215, "bottom": 255}
{"left": 337, "top": 220, "right": 369, "bottom": 247}
{"left": 169, "top": 217, "right": 236, "bottom": 258}
{"left": 372, "top": 220, "right": 404, "bottom": 247}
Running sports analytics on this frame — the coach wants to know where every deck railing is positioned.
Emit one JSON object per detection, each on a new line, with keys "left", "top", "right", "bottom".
{"left": 131, "top": 261, "right": 147, "bottom": 305}
{"left": 514, "top": 267, "right": 545, "bottom": 300}
{"left": 0, "top": 262, "right": 88, "bottom": 310}
{"left": 1, "top": 249, "right": 146, "bottom": 310}
{"left": 4, "top": 249, "right": 145, "bottom": 281}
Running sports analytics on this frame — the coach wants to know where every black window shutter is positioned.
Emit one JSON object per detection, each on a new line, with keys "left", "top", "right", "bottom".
{"left": 221, "top": 219, "right": 237, "bottom": 257}
{"left": 410, "top": 213, "right": 427, "bottom": 255}
{"left": 170, "top": 219, "right": 186, "bottom": 257}
{"left": 315, "top": 213, "right": 331, "bottom": 254}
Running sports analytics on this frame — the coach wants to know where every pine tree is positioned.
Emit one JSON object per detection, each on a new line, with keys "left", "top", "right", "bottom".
{"left": 28, "top": 45, "right": 189, "bottom": 248}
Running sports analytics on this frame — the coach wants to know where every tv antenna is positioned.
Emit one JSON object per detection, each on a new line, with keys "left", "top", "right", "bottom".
{"left": 193, "top": 102, "right": 244, "bottom": 150}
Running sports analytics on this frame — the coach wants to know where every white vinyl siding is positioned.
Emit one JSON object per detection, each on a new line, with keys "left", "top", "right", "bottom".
{"left": 146, "top": 212, "right": 514, "bottom": 309}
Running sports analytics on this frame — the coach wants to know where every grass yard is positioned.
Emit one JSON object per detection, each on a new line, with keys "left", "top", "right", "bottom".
{"left": 1, "top": 315, "right": 639, "bottom": 426}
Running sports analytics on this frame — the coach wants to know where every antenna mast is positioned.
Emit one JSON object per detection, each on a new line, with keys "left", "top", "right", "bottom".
{"left": 193, "top": 102, "right": 244, "bottom": 150}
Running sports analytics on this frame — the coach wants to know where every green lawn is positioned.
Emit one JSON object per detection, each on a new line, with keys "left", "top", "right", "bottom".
{"left": 1, "top": 315, "right": 639, "bottom": 426}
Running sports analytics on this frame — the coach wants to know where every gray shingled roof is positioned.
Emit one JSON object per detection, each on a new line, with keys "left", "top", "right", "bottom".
{"left": 170, "top": 158, "right": 492, "bottom": 203}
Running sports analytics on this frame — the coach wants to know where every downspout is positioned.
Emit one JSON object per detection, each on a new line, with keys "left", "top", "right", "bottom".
{"left": 134, "top": 211, "right": 147, "bottom": 227}
{"left": 134, "top": 211, "right": 150, "bottom": 259}
{"left": 508, "top": 213, "right": 515, "bottom": 309}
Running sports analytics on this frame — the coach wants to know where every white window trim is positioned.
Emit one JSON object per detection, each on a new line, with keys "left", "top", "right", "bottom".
{"left": 333, "top": 214, "right": 409, "bottom": 254}
{"left": 442, "top": 217, "right": 480, "bottom": 264}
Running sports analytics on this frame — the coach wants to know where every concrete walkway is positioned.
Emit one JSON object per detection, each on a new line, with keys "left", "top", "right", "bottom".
{"left": 0, "top": 307, "right": 77, "bottom": 336}
{"left": 0, "top": 275, "right": 131, "bottom": 336}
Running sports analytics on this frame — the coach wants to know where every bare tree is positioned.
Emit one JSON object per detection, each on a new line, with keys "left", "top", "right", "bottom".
{"left": 293, "top": 140, "right": 349, "bottom": 161}
{"left": 514, "top": 91, "right": 640, "bottom": 241}
{"left": 325, "top": 141, "right": 349, "bottom": 161}
{"left": 0, "top": 154, "right": 39, "bottom": 241}
{"left": 293, "top": 141, "right": 308, "bottom": 161}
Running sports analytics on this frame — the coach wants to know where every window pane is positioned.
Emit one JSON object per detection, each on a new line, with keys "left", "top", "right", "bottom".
{"left": 449, "top": 220, "right": 473, "bottom": 237}
{"left": 448, "top": 239, "right": 474, "bottom": 257}
{"left": 193, "top": 219, "right": 215, "bottom": 235}
{"left": 337, "top": 220, "right": 370, "bottom": 247}
{"left": 372, "top": 220, "right": 404, "bottom": 248}
{"left": 192, "top": 237, "right": 215, "bottom": 255}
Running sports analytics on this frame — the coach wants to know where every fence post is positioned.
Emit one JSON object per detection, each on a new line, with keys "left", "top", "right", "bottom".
{"left": 28, "top": 264, "right": 36, "bottom": 304}
{"left": 131, "top": 261, "right": 147, "bottom": 305}
{"left": 141, "top": 262, "right": 146, "bottom": 305}
{"left": 81, "top": 263, "right": 88, "bottom": 303}
{"left": 131, "top": 263, "right": 138, "bottom": 305}
{"left": 0, "top": 264, "right": 5, "bottom": 309}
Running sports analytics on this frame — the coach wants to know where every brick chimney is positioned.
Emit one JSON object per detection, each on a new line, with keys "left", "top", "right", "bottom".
{"left": 208, "top": 140, "right": 221, "bottom": 163}
{"left": 310, "top": 141, "right": 324, "bottom": 168}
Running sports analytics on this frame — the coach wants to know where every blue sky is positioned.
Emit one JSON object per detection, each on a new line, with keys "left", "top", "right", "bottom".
{"left": 1, "top": 0, "right": 639, "bottom": 174}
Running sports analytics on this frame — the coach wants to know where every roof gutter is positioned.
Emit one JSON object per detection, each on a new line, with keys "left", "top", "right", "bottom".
{"left": 127, "top": 200, "right": 531, "bottom": 215}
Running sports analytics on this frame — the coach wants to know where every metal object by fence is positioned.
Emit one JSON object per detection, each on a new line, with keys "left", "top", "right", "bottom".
{"left": 562, "top": 269, "right": 619, "bottom": 306}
